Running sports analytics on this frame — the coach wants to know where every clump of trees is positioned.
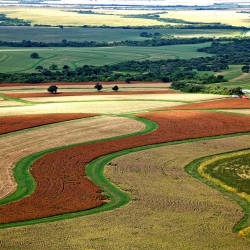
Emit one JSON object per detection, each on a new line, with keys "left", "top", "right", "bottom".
{"left": 30, "top": 52, "right": 40, "bottom": 59}
{"left": 242, "top": 65, "right": 250, "bottom": 73}
{"left": 94, "top": 83, "right": 103, "bottom": 92}
{"left": 112, "top": 85, "right": 119, "bottom": 91}
{"left": 48, "top": 85, "right": 58, "bottom": 94}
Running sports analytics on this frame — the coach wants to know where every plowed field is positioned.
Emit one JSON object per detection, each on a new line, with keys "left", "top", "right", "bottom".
{"left": 0, "top": 113, "right": 97, "bottom": 135}
{"left": 4, "top": 90, "right": 176, "bottom": 98}
{"left": 1, "top": 110, "right": 250, "bottom": 224}
{"left": 156, "top": 98, "right": 250, "bottom": 110}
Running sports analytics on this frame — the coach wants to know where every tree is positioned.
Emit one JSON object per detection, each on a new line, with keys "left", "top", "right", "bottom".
{"left": 48, "top": 85, "right": 58, "bottom": 94}
{"left": 49, "top": 64, "right": 58, "bottom": 71}
{"left": 94, "top": 83, "right": 103, "bottom": 92}
{"left": 112, "top": 85, "right": 119, "bottom": 91}
{"left": 30, "top": 52, "right": 39, "bottom": 59}
{"left": 230, "top": 87, "right": 243, "bottom": 96}
{"left": 63, "top": 65, "right": 70, "bottom": 71}
{"left": 35, "top": 65, "right": 44, "bottom": 72}
{"left": 242, "top": 65, "right": 250, "bottom": 73}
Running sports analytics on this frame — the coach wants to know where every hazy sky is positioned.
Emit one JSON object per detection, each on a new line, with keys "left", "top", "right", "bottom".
{"left": 56, "top": 0, "right": 249, "bottom": 5}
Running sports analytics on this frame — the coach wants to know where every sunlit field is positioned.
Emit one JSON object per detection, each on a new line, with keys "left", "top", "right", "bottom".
{"left": 160, "top": 10, "right": 250, "bottom": 28}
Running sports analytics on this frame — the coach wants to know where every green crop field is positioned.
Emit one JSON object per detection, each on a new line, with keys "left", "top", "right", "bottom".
{"left": 0, "top": 43, "right": 211, "bottom": 73}
{"left": 0, "top": 27, "right": 242, "bottom": 43}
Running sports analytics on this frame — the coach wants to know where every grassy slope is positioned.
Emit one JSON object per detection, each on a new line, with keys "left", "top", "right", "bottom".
{"left": 0, "top": 43, "right": 210, "bottom": 73}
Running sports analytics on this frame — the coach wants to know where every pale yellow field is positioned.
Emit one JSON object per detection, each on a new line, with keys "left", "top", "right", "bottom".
{"left": 0, "top": 8, "right": 166, "bottom": 27}
{"left": 1, "top": 135, "right": 249, "bottom": 249}
{"left": 22, "top": 93, "right": 227, "bottom": 103}
{"left": 0, "top": 101, "right": 182, "bottom": 116}
{"left": 160, "top": 10, "right": 250, "bottom": 27}
{"left": 0, "top": 100, "right": 24, "bottom": 106}
{"left": 0, "top": 115, "right": 144, "bottom": 199}
{"left": 218, "top": 109, "right": 250, "bottom": 115}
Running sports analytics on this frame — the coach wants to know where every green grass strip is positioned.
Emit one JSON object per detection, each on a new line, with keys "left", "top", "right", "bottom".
{"left": 0, "top": 127, "right": 249, "bottom": 228}
{"left": 0, "top": 93, "right": 34, "bottom": 105}
{"left": 185, "top": 149, "right": 250, "bottom": 235}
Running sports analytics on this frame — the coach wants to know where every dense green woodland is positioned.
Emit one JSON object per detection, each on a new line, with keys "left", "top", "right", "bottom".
{"left": 0, "top": 39, "right": 249, "bottom": 94}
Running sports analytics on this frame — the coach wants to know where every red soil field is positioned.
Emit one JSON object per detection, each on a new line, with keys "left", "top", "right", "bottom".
{"left": 0, "top": 81, "right": 166, "bottom": 87}
{"left": 5, "top": 90, "right": 176, "bottom": 98}
{"left": 155, "top": 98, "right": 250, "bottom": 110}
{"left": 0, "top": 110, "right": 250, "bottom": 224}
{"left": 0, "top": 113, "right": 97, "bottom": 135}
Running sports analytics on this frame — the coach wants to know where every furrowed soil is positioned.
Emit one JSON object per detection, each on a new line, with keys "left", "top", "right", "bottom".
{"left": 0, "top": 110, "right": 249, "bottom": 224}
{"left": 156, "top": 98, "right": 250, "bottom": 110}
{"left": 0, "top": 113, "right": 97, "bottom": 135}
{"left": 4, "top": 90, "right": 176, "bottom": 98}
{"left": 1, "top": 135, "right": 249, "bottom": 249}
{"left": 0, "top": 116, "right": 145, "bottom": 200}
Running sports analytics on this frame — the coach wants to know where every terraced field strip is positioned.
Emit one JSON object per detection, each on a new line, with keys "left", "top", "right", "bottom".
{"left": 0, "top": 115, "right": 146, "bottom": 204}
{"left": 186, "top": 149, "right": 250, "bottom": 240}
{"left": 155, "top": 98, "right": 250, "bottom": 110}
{"left": 0, "top": 110, "right": 250, "bottom": 228}
{"left": 0, "top": 113, "right": 97, "bottom": 135}
{"left": 0, "top": 93, "right": 32, "bottom": 105}
{"left": 4, "top": 90, "right": 177, "bottom": 98}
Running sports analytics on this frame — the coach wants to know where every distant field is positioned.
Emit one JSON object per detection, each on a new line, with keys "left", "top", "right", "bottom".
{"left": 0, "top": 27, "right": 241, "bottom": 43}
{"left": 0, "top": 8, "right": 165, "bottom": 27}
{"left": 0, "top": 43, "right": 210, "bottom": 73}
{"left": 160, "top": 10, "right": 250, "bottom": 28}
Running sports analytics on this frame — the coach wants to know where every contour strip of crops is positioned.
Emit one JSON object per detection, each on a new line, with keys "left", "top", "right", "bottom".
{"left": 0, "top": 110, "right": 249, "bottom": 229}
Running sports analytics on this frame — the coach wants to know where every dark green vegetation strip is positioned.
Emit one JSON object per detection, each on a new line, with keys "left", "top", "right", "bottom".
{"left": 0, "top": 117, "right": 249, "bottom": 228}
{"left": 185, "top": 149, "right": 250, "bottom": 235}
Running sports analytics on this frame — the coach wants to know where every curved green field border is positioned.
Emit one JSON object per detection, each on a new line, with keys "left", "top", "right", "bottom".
{"left": 185, "top": 148, "right": 250, "bottom": 235}
{"left": 0, "top": 124, "right": 249, "bottom": 228}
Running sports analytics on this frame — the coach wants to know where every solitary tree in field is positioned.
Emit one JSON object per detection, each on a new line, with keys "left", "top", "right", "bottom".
{"left": 48, "top": 85, "right": 58, "bottom": 94}
{"left": 35, "top": 65, "right": 44, "bottom": 72}
{"left": 112, "top": 85, "right": 119, "bottom": 92}
{"left": 30, "top": 52, "right": 39, "bottom": 59}
{"left": 94, "top": 83, "right": 103, "bottom": 92}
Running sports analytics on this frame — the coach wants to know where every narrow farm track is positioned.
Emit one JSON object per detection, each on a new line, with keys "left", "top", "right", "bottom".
{"left": 0, "top": 110, "right": 250, "bottom": 227}
{"left": 0, "top": 113, "right": 97, "bottom": 135}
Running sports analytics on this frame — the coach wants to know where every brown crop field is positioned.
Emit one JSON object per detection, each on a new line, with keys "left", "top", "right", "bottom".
{"left": 0, "top": 110, "right": 250, "bottom": 224}
{"left": 0, "top": 113, "right": 97, "bottom": 135}
{"left": 1, "top": 134, "right": 250, "bottom": 249}
{"left": 4, "top": 90, "right": 176, "bottom": 98}
{"left": 156, "top": 98, "right": 250, "bottom": 110}
{"left": 0, "top": 116, "right": 145, "bottom": 200}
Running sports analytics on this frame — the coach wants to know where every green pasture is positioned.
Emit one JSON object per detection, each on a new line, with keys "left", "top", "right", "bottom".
{"left": 0, "top": 43, "right": 210, "bottom": 73}
{"left": 0, "top": 27, "right": 242, "bottom": 43}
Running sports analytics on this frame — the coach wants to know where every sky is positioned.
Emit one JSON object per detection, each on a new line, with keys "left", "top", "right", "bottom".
{"left": 55, "top": 0, "right": 249, "bottom": 5}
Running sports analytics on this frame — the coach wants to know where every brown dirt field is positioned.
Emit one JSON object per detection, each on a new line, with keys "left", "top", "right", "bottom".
{"left": 0, "top": 81, "right": 168, "bottom": 87}
{"left": 0, "top": 113, "right": 97, "bottom": 135}
{"left": 0, "top": 116, "right": 145, "bottom": 200}
{"left": 4, "top": 90, "right": 176, "bottom": 98}
{"left": 0, "top": 135, "right": 250, "bottom": 249}
{"left": 0, "top": 110, "right": 250, "bottom": 224}
{"left": 156, "top": 98, "right": 250, "bottom": 110}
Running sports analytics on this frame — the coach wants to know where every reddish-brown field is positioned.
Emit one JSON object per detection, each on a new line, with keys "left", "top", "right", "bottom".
{"left": 0, "top": 110, "right": 250, "bottom": 224}
{"left": 5, "top": 90, "right": 176, "bottom": 98}
{"left": 0, "top": 81, "right": 166, "bottom": 87}
{"left": 156, "top": 98, "right": 250, "bottom": 110}
{"left": 0, "top": 113, "right": 97, "bottom": 135}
